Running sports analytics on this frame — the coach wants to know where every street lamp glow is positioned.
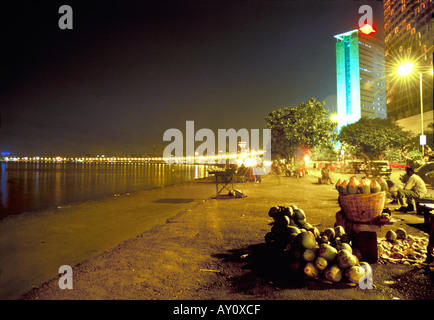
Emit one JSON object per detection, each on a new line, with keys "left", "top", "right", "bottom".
{"left": 396, "top": 62, "right": 414, "bottom": 76}
{"left": 330, "top": 114, "right": 338, "bottom": 122}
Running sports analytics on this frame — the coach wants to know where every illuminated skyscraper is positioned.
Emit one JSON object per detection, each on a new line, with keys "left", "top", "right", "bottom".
{"left": 334, "top": 29, "right": 387, "bottom": 132}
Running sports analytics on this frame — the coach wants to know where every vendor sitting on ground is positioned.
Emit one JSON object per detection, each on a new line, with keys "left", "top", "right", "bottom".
{"left": 321, "top": 164, "right": 333, "bottom": 184}
{"left": 390, "top": 166, "right": 427, "bottom": 212}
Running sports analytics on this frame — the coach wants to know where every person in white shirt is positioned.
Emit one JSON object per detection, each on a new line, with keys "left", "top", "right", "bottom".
{"left": 393, "top": 167, "right": 427, "bottom": 212}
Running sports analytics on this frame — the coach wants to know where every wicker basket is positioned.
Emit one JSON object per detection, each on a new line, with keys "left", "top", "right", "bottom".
{"left": 338, "top": 191, "right": 386, "bottom": 223}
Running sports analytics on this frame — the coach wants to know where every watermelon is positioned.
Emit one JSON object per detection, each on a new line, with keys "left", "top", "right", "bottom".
{"left": 324, "top": 264, "right": 343, "bottom": 283}
{"left": 370, "top": 180, "right": 381, "bottom": 193}
{"left": 318, "top": 243, "right": 338, "bottom": 262}
{"left": 345, "top": 265, "right": 366, "bottom": 284}
{"left": 314, "top": 256, "right": 328, "bottom": 271}
{"left": 347, "top": 176, "right": 359, "bottom": 194}
{"left": 337, "top": 249, "right": 359, "bottom": 269}
{"left": 304, "top": 262, "right": 319, "bottom": 278}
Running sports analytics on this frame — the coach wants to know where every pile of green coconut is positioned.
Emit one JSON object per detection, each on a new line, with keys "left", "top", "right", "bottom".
{"left": 335, "top": 176, "right": 388, "bottom": 194}
{"left": 265, "top": 205, "right": 372, "bottom": 285}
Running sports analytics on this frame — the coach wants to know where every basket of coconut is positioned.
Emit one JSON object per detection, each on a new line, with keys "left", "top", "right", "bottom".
{"left": 335, "top": 176, "right": 388, "bottom": 223}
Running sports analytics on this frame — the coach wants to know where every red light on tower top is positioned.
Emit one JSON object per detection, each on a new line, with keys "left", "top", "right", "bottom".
{"left": 359, "top": 24, "right": 376, "bottom": 35}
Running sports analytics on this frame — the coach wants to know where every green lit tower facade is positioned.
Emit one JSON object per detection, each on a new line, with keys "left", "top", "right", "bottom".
{"left": 334, "top": 29, "right": 387, "bottom": 132}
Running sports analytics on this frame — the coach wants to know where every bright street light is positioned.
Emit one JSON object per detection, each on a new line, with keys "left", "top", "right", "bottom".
{"left": 396, "top": 62, "right": 428, "bottom": 158}
{"left": 396, "top": 62, "right": 414, "bottom": 76}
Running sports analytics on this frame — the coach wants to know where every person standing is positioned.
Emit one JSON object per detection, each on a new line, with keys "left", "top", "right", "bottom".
{"left": 272, "top": 161, "right": 282, "bottom": 184}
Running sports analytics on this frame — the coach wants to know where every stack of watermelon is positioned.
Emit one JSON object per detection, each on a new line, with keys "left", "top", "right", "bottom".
{"left": 265, "top": 205, "right": 372, "bottom": 285}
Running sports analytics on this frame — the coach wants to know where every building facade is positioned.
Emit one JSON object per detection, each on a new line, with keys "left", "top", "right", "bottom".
{"left": 383, "top": 0, "right": 433, "bottom": 134}
{"left": 334, "top": 29, "right": 387, "bottom": 132}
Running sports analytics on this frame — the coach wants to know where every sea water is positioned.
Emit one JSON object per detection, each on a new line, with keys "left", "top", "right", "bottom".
{"left": 0, "top": 161, "right": 209, "bottom": 220}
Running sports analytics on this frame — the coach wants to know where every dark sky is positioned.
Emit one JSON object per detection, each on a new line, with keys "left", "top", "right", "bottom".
{"left": 1, "top": 0, "right": 384, "bottom": 157}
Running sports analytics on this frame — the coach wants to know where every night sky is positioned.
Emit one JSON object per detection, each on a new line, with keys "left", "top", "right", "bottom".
{"left": 1, "top": 0, "right": 384, "bottom": 157}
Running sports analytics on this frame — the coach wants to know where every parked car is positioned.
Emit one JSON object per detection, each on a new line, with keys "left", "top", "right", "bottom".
{"left": 366, "top": 160, "right": 392, "bottom": 178}
{"left": 415, "top": 162, "right": 434, "bottom": 184}
{"left": 346, "top": 160, "right": 366, "bottom": 174}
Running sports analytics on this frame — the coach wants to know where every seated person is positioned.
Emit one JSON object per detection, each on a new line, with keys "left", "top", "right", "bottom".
{"left": 391, "top": 167, "right": 427, "bottom": 212}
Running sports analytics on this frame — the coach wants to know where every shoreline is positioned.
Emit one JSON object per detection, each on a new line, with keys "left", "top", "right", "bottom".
{"left": 0, "top": 178, "right": 216, "bottom": 300}
{"left": 0, "top": 175, "right": 213, "bottom": 223}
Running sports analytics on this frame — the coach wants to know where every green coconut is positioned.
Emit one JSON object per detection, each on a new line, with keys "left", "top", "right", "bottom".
{"left": 318, "top": 243, "right": 338, "bottom": 263}
{"left": 376, "top": 177, "right": 388, "bottom": 191}
{"left": 352, "top": 247, "right": 363, "bottom": 261}
{"left": 322, "top": 228, "right": 335, "bottom": 241}
{"left": 304, "top": 262, "right": 319, "bottom": 278}
{"left": 293, "top": 208, "right": 306, "bottom": 221}
{"left": 295, "top": 231, "right": 317, "bottom": 249}
{"left": 335, "top": 179, "right": 343, "bottom": 191}
{"left": 385, "top": 230, "right": 397, "bottom": 241}
{"left": 268, "top": 206, "right": 280, "bottom": 218}
{"left": 358, "top": 179, "right": 371, "bottom": 194}
{"left": 314, "top": 256, "right": 328, "bottom": 271}
{"left": 395, "top": 228, "right": 407, "bottom": 240}
{"left": 345, "top": 265, "right": 366, "bottom": 284}
{"left": 339, "top": 180, "right": 349, "bottom": 193}
{"left": 347, "top": 176, "right": 359, "bottom": 194}
{"left": 370, "top": 180, "right": 381, "bottom": 193}
{"left": 337, "top": 249, "right": 359, "bottom": 269}
{"left": 324, "top": 264, "right": 343, "bottom": 283}
{"left": 334, "top": 226, "right": 345, "bottom": 238}
{"left": 336, "top": 242, "right": 352, "bottom": 253}
{"left": 303, "top": 249, "right": 316, "bottom": 262}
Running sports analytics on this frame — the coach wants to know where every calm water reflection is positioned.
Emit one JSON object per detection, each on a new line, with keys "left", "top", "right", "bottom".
{"left": 0, "top": 162, "right": 208, "bottom": 220}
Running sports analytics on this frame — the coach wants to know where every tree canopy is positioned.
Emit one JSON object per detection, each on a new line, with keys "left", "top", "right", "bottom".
{"left": 338, "top": 118, "right": 412, "bottom": 160}
{"left": 265, "top": 98, "right": 338, "bottom": 160}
